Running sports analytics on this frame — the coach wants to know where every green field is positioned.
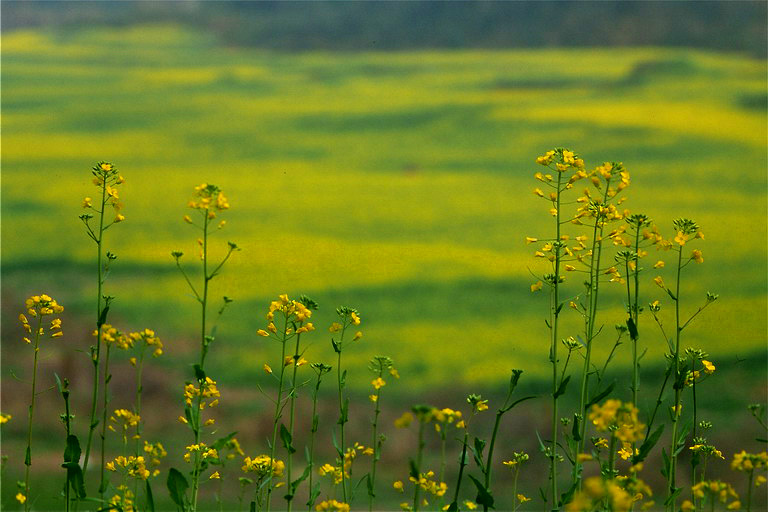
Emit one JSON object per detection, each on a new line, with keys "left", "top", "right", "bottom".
{"left": 2, "top": 24, "right": 766, "bottom": 392}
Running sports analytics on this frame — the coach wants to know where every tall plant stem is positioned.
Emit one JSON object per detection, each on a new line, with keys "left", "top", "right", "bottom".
{"left": 23, "top": 315, "right": 43, "bottom": 512}
{"left": 666, "top": 247, "right": 684, "bottom": 511}
{"left": 307, "top": 371, "right": 323, "bottom": 512}
{"left": 369, "top": 378, "right": 383, "bottom": 512}
{"left": 191, "top": 214, "right": 210, "bottom": 512}
{"left": 266, "top": 326, "right": 289, "bottom": 512}
{"left": 549, "top": 171, "right": 563, "bottom": 510}
{"left": 336, "top": 349, "right": 348, "bottom": 504}
{"left": 98, "top": 344, "right": 113, "bottom": 501}
{"left": 286, "top": 333, "right": 303, "bottom": 512}
{"left": 83, "top": 179, "right": 107, "bottom": 475}
{"left": 573, "top": 181, "right": 612, "bottom": 487}
{"left": 412, "top": 420, "right": 426, "bottom": 512}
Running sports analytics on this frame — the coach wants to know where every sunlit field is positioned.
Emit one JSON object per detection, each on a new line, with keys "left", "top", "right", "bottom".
{"left": 1, "top": 24, "right": 766, "bottom": 511}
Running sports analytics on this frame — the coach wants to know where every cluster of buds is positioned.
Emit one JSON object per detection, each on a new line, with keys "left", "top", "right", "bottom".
{"left": 83, "top": 162, "right": 125, "bottom": 224}
{"left": 188, "top": 183, "right": 229, "bottom": 219}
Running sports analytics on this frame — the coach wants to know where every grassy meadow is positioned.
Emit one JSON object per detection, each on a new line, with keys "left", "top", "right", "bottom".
{"left": 1, "top": 23, "right": 766, "bottom": 510}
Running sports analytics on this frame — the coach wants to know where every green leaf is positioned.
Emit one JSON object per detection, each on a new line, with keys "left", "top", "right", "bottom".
{"left": 571, "top": 414, "right": 581, "bottom": 442}
{"left": 286, "top": 464, "right": 311, "bottom": 500}
{"left": 212, "top": 431, "right": 238, "bottom": 451}
{"left": 632, "top": 425, "right": 664, "bottom": 465}
{"left": 193, "top": 364, "right": 206, "bottom": 382}
{"left": 145, "top": 479, "right": 156, "bottom": 512}
{"left": 64, "top": 434, "right": 82, "bottom": 464}
{"left": 167, "top": 467, "right": 189, "bottom": 510}
{"left": 409, "top": 458, "right": 419, "bottom": 480}
{"left": 472, "top": 437, "right": 486, "bottom": 468}
{"left": 306, "top": 482, "right": 322, "bottom": 508}
{"left": 553, "top": 375, "right": 570, "bottom": 399}
{"left": 626, "top": 316, "right": 638, "bottom": 341}
{"left": 585, "top": 381, "right": 616, "bottom": 410}
{"left": 560, "top": 482, "right": 577, "bottom": 508}
{"left": 280, "top": 424, "right": 296, "bottom": 454}
{"left": 97, "top": 306, "right": 110, "bottom": 328}
{"left": 468, "top": 474, "right": 494, "bottom": 509}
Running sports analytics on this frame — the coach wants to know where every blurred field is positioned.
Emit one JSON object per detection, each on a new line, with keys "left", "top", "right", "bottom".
{"left": 1, "top": 23, "right": 767, "bottom": 511}
{"left": 2, "top": 25, "right": 766, "bottom": 390}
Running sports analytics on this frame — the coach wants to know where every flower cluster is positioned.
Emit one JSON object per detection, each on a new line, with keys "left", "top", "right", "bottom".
{"left": 188, "top": 183, "right": 230, "bottom": 217}
{"left": 184, "top": 376, "right": 220, "bottom": 410}
{"left": 257, "top": 294, "right": 316, "bottom": 339}
{"left": 315, "top": 499, "right": 350, "bottom": 512}
{"left": 685, "top": 481, "right": 740, "bottom": 510}
{"left": 242, "top": 454, "right": 285, "bottom": 478}
{"left": 565, "top": 476, "right": 636, "bottom": 512}
{"left": 20, "top": 294, "right": 64, "bottom": 341}
{"left": 105, "top": 455, "right": 152, "bottom": 480}
{"left": 129, "top": 328, "right": 163, "bottom": 357}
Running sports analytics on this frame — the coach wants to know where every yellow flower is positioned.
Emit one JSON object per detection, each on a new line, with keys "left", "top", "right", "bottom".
{"left": 210, "top": 471, "right": 220, "bottom": 479}
{"left": 394, "top": 412, "right": 414, "bottom": 429}
{"left": 681, "top": 500, "right": 695, "bottom": 512}
{"left": 674, "top": 231, "right": 689, "bottom": 245}
{"left": 369, "top": 394, "right": 378, "bottom": 402}
{"left": 653, "top": 276, "right": 665, "bottom": 289}
{"left": 530, "top": 281, "right": 543, "bottom": 292}
{"left": 464, "top": 501, "right": 478, "bottom": 510}
{"left": 0, "top": 413, "right": 11, "bottom": 424}
{"left": 525, "top": 237, "right": 538, "bottom": 244}
{"left": 577, "top": 453, "right": 593, "bottom": 462}
{"left": 476, "top": 400, "right": 489, "bottom": 412}
{"left": 329, "top": 322, "right": 342, "bottom": 333}
{"left": 16, "top": 493, "right": 27, "bottom": 504}
{"left": 691, "top": 249, "right": 704, "bottom": 263}
{"left": 114, "top": 213, "right": 126, "bottom": 223}
{"left": 82, "top": 197, "right": 93, "bottom": 208}
{"left": 653, "top": 260, "right": 665, "bottom": 268}
{"left": 756, "top": 475, "right": 766, "bottom": 486}
{"left": 372, "top": 377, "right": 386, "bottom": 390}
{"left": 618, "top": 446, "right": 633, "bottom": 460}
{"left": 702, "top": 360, "right": 715, "bottom": 374}
{"left": 517, "top": 494, "right": 531, "bottom": 503}
{"left": 350, "top": 312, "right": 361, "bottom": 326}
{"left": 393, "top": 480, "right": 404, "bottom": 492}
{"left": 257, "top": 329, "right": 269, "bottom": 337}
{"left": 353, "top": 331, "right": 363, "bottom": 341}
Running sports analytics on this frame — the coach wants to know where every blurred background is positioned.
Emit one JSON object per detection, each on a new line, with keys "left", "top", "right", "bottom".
{"left": 2, "top": 1, "right": 766, "bottom": 510}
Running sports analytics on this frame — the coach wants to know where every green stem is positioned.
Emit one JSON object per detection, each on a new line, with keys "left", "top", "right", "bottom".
{"left": 667, "top": 248, "right": 684, "bottom": 511}
{"left": 83, "top": 178, "right": 108, "bottom": 476}
{"left": 369, "top": 375, "right": 383, "bottom": 512}
{"left": 574, "top": 180, "right": 612, "bottom": 487}
{"left": 412, "top": 420, "right": 426, "bottom": 512}
{"left": 746, "top": 469, "right": 754, "bottom": 512}
{"left": 23, "top": 315, "right": 43, "bottom": 512}
{"left": 307, "top": 371, "right": 323, "bottom": 512}
{"left": 191, "top": 213, "right": 210, "bottom": 512}
{"left": 450, "top": 430, "right": 470, "bottom": 509}
{"left": 99, "top": 344, "right": 113, "bottom": 501}
{"left": 337, "top": 349, "right": 348, "bottom": 504}
{"left": 286, "top": 333, "right": 303, "bottom": 512}
{"left": 267, "top": 321, "right": 289, "bottom": 512}
{"left": 550, "top": 171, "right": 563, "bottom": 510}
{"left": 483, "top": 412, "right": 504, "bottom": 512}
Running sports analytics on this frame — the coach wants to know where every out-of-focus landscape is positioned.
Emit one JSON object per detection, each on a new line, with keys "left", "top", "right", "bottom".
{"left": 1, "top": 2, "right": 766, "bottom": 510}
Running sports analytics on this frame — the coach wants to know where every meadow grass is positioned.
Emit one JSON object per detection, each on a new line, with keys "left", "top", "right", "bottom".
{"left": 1, "top": 24, "right": 766, "bottom": 510}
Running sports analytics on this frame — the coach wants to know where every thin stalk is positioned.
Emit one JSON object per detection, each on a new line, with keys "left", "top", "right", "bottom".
{"left": 512, "top": 467, "right": 520, "bottom": 512}
{"left": 549, "top": 171, "right": 563, "bottom": 510}
{"left": 83, "top": 178, "right": 108, "bottom": 475}
{"left": 336, "top": 349, "right": 348, "bottom": 504}
{"left": 99, "top": 344, "right": 113, "bottom": 501}
{"left": 23, "top": 314, "right": 43, "bottom": 512}
{"left": 286, "top": 333, "right": 303, "bottom": 512}
{"left": 307, "top": 371, "right": 324, "bottom": 512}
{"left": 369, "top": 376, "right": 383, "bottom": 512}
{"left": 133, "top": 344, "right": 147, "bottom": 501}
{"left": 450, "top": 429, "right": 470, "bottom": 510}
{"left": 667, "top": 247, "right": 684, "bottom": 511}
{"left": 62, "top": 381, "right": 72, "bottom": 512}
{"left": 574, "top": 181, "right": 612, "bottom": 487}
{"left": 412, "top": 420, "right": 426, "bottom": 512}
{"left": 746, "top": 469, "right": 754, "bottom": 512}
{"left": 266, "top": 328, "right": 289, "bottom": 512}
{"left": 191, "top": 213, "right": 210, "bottom": 512}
